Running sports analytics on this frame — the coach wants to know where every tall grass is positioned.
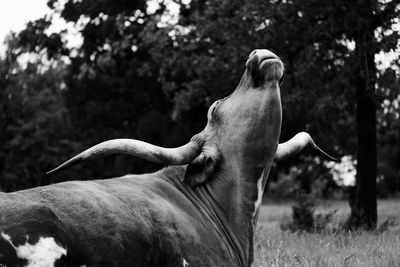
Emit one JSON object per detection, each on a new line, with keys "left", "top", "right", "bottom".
{"left": 254, "top": 199, "right": 400, "bottom": 266}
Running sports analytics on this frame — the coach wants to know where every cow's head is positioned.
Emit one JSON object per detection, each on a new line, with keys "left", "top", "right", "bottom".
{"left": 183, "top": 49, "right": 283, "bottom": 186}
{"left": 47, "top": 49, "right": 284, "bottom": 187}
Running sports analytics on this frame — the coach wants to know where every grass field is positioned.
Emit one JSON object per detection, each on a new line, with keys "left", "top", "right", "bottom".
{"left": 254, "top": 199, "right": 400, "bottom": 266}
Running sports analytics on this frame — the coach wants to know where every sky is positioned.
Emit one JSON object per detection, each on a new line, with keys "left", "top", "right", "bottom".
{"left": 0, "top": 0, "right": 50, "bottom": 52}
{"left": 0, "top": 0, "right": 178, "bottom": 55}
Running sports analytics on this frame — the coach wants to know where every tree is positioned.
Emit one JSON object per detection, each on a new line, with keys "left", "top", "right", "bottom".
{"left": 346, "top": 1, "right": 378, "bottom": 229}
{"left": 345, "top": 0, "right": 400, "bottom": 229}
{"left": 0, "top": 34, "right": 79, "bottom": 191}
{"left": 9, "top": 0, "right": 183, "bottom": 181}
{"left": 377, "top": 68, "right": 400, "bottom": 195}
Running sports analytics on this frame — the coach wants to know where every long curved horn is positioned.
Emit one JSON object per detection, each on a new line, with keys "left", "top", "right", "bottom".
{"left": 275, "top": 132, "right": 338, "bottom": 162}
{"left": 46, "top": 138, "right": 202, "bottom": 175}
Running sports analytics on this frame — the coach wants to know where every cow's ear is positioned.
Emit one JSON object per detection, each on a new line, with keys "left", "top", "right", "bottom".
{"left": 184, "top": 148, "right": 220, "bottom": 188}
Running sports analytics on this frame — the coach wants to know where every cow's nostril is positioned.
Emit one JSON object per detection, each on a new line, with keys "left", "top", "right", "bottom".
{"left": 259, "top": 57, "right": 275, "bottom": 64}
{"left": 279, "top": 73, "right": 285, "bottom": 86}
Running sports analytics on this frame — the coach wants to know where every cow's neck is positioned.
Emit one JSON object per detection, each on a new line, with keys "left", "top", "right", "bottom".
{"left": 192, "top": 81, "right": 281, "bottom": 266}
{"left": 199, "top": 159, "right": 274, "bottom": 267}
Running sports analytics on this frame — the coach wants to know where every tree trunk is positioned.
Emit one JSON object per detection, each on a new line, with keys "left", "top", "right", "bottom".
{"left": 348, "top": 1, "right": 377, "bottom": 230}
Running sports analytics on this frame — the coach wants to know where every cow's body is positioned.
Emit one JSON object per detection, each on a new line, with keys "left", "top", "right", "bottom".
{"left": 1, "top": 166, "right": 243, "bottom": 266}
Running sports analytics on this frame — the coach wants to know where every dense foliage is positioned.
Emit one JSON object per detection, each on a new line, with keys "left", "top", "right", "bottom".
{"left": 0, "top": 0, "right": 399, "bottom": 225}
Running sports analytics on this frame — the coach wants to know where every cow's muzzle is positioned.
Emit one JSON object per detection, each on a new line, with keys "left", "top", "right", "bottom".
{"left": 246, "top": 49, "right": 284, "bottom": 87}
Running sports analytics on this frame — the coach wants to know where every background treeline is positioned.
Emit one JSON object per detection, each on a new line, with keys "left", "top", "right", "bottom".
{"left": 0, "top": 0, "right": 399, "bottom": 197}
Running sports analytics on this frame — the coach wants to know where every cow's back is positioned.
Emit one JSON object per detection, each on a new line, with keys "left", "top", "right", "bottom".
{"left": 0, "top": 169, "right": 235, "bottom": 266}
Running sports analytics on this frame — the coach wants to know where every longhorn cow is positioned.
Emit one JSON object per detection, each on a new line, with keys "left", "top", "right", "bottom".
{"left": 0, "top": 49, "right": 336, "bottom": 267}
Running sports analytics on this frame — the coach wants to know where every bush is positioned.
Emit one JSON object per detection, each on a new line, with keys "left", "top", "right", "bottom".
{"left": 280, "top": 193, "right": 337, "bottom": 233}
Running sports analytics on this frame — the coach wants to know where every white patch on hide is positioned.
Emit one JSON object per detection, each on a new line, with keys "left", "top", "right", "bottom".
{"left": 183, "top": 258, "right": 189, "bottom": 267}
{"left": 1, "top": 232, "right": 67, "bottom": 267}
{"left": 253, "top": 175, "right": 264, "bottom": 219}
{"left": 250, "top": 172, "right": 266, "bottom": 267}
